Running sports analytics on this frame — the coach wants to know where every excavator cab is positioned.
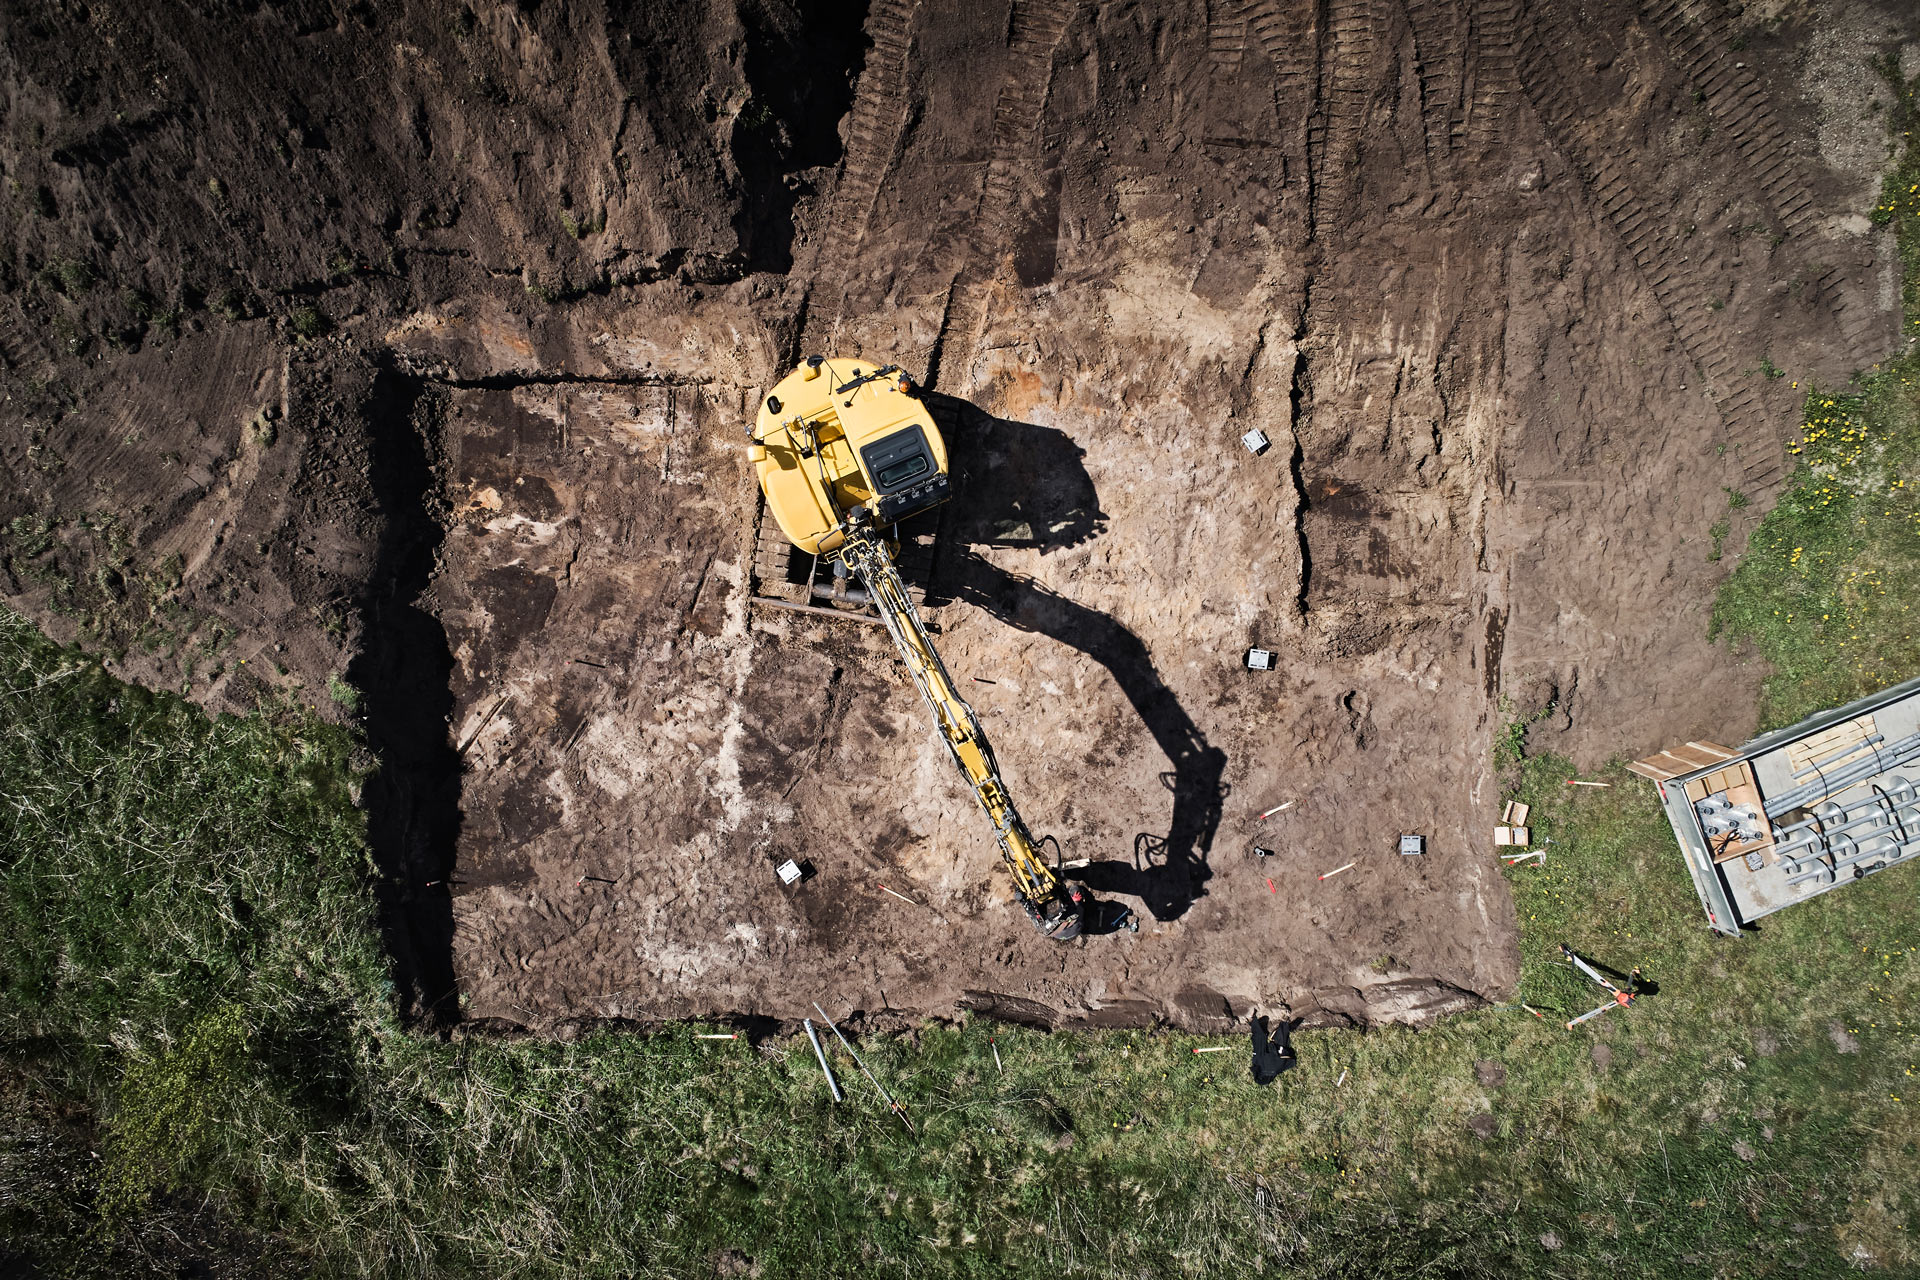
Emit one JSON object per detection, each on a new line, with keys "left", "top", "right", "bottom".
{"left": 750, "top": 356, "right": 951, "bottom": 555}
{"left": 749, "top": 356, "right": 1084, "bottom": 942}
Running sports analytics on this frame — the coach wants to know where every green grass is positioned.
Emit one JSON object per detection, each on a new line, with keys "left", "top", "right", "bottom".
{"left": 1710, "top": 368, "right": 1920, "bottom": 724}
{"left": 1712, "top": 63, "right": 1920, "bottom": 728}
{"left": 5, "top": 604, "right": 1920, "bottom": 1277}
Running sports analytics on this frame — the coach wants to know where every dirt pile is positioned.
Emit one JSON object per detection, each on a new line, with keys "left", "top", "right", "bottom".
{"left": 2, "top": 0, "right": 1912, "bottom": 1030}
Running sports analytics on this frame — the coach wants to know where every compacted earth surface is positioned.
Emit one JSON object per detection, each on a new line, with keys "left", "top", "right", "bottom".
{"left": 1, "top": 0, "right": 1912, "bottom": 1033}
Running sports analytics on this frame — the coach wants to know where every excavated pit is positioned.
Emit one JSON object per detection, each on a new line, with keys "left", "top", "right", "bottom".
{"left": 1, "top": 0, "right": 1912, "bottom": 1032}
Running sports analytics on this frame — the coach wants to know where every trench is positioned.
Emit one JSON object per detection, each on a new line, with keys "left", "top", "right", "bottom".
{"left": 345, "top": 367, "right": 462, "bottom": 1024}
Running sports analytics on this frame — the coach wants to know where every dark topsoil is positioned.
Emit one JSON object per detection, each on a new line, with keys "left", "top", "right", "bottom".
{"left": 1, "top": 0, "right": 1912, "bottom": 1033}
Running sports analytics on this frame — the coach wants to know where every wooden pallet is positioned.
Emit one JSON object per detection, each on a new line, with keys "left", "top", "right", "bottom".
{"left": 1785, "top": 714, "right": 1877, "bottom": 774}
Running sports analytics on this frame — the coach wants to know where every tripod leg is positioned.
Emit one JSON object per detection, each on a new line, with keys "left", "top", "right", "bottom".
{"left": 1566, "top": 1001, "right": 1614, "bottom": 1030}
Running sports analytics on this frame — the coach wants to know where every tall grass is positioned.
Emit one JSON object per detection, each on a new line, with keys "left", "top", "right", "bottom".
{"left": 6, "top": 601, "right": 1919, "bottom": 1277}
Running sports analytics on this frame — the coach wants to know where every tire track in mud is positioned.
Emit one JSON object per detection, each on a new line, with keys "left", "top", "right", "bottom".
{"left": 1228, "top": 0, "right": 1317, "bottom": 195}
{"left": 797, "top": 0, "right": 918, "bottom": 357}
{"left": 1403, "top": 0, "right": 1520, "bottom": 178}
{"left": 924, "top": 0, "right": 1078, "bottom": 391}
{"left": 1517, "top": 5, "right": 1785, "bottom": 488}
{"left": 1637, "top": 0, "right": 1885, "bottom": 368}
{"left": 1406, "top": 0, "right": 1467, "bottom": 175}
{"left": 1241, "top": 0, "right": 1317, "bottom": 107}
{"left": 1208, "top": 4, "right": 1248, "bottom": 78}
{"left": 1462, "top": 0, "right": 1521, "bottom": 157}
{"left": 1307, "top": 0, "right": 1376, "bottom": 225}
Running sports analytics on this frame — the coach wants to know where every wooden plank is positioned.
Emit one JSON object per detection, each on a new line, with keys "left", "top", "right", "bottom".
{"left": 1627, "top": 759, "right": 1676, "bottom": 781}
{"left": 1666, "top": 745, "right": 1726, "bottom": 769}
{"left": 1684, "top": 778, "right": 1710, "bottom": 801}
{"left": 1684, "top": 741, "right": 1737, "bottom": 760}
{"left": 748, "top": 596, "right": 886, "bottom": 626}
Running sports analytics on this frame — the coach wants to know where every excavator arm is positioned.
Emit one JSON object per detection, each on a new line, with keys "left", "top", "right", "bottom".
{"left": 836, "top": 528, "right": 1083, "bottom": 940}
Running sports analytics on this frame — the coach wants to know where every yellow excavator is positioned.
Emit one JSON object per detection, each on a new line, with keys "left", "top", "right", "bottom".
{"left": 749, "top": 355, "right": 1085, "bottom": 941}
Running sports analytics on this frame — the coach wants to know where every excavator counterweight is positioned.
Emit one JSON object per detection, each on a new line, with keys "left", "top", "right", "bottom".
{"left": 748, "top": 356, "right": 1083, "bottom": 940}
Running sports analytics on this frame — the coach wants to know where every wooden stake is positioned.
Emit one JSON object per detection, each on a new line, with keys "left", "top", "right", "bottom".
{"left": 1192, "top": 1046, "right": 1233, "bottom": 1054}
{"left": 990, "top": 1038, "right": 1003, "bottom": 1073}
{"left": 1319, "top": 861, "right": 1356, "bottom": 881}
{"left": 877, "top": 883, "right": 919, "bottom": 907}
{"left": 1566, "top": 779, "right": 1611, "bottom": 788}
{"left": 1258, "top": 801, "right": 1295, "bottom": 819}
{"left": 694, "top": 1033, "right": 737, "bottom": 1040}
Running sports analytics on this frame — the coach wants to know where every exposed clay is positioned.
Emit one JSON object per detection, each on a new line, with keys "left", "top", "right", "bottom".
{"left": 2, "top": 0, "right": 1911, "bottom": 1031}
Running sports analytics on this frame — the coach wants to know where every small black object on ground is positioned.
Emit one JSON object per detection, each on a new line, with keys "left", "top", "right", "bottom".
{"left": 1250, "top": 1015, "right": 1296, "bottom": 1085}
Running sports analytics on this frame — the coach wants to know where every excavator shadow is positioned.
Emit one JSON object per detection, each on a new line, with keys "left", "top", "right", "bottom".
{"left": 922, "top": 393, "right": 1226, "bottom": 924}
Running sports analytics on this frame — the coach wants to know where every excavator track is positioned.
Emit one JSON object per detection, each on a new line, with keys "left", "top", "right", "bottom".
{"left": 747, "top": 491, "right": 939, "bottom": 622}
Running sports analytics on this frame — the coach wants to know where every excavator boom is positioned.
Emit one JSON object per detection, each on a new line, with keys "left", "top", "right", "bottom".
{"left": 839, "top": 532, "right": 1082, "bottom": 938}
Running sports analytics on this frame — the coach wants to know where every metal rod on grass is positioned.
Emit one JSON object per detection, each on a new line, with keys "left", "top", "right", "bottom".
{"left": 1192, "top": 1046, "right": 1233, "bottom": 1054}
{"left": 814, "top": 1003, "right": 913, "bottom": 1132}
{"left": 803, "top": 1019, "right": 844, "bottom": 1102}
{"left": 1565, "top": 779, "right": 1611, "bottom": 788}
{"left": 990, "top": 1037, "right": 1002, "bottom": 1073}
{"left": 694, "top": 1033, "right": 738, "bottom": 1040}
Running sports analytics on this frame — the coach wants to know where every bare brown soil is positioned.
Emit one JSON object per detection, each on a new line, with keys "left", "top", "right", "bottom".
{"left": 1, "top": 0, "right": 1911, "bottom": 1032}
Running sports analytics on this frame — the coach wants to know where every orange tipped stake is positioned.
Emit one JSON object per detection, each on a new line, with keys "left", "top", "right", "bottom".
{"left": 1319, "top": 861, "right": 1356, "bottom": 881}
{"left": 1566, "top": 779, "right": 1611, "bottom": 788}
{"left": 877, "top": 884, "right": 919, "bottom": 907}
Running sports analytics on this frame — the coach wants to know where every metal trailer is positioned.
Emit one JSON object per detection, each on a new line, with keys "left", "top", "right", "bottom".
{"left": 1633, "top": 674, "right": 1920, "bottom": 936}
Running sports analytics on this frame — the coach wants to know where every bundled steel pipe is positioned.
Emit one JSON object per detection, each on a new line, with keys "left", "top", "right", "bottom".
{"left": 1763, "top": 731, "right": 1920, "bottom": 818}
{"left": 1791, "top": 734, "right": 1885, "bottom": 782}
